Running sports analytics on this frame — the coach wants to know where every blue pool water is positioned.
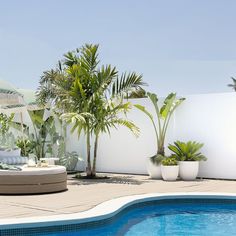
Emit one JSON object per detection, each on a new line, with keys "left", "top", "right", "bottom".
{"left": 2, "top": 198, "right": 236, "bottom": 235}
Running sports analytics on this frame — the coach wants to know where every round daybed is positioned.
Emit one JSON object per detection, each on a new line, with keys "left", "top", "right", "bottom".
{"left": 0, "top": 165, "right": 67, "bottom": 194}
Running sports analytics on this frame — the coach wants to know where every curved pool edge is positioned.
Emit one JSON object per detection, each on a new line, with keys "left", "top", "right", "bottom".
{"left": 1, "top": 192, "right": 236, "bottom": 230}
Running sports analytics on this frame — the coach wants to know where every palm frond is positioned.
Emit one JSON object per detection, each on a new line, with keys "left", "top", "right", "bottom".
{"left": 228, "top": 77, "right": 236, "bottom": 91}
{"left": 80, "top": 44, "right": 100, "bottom": 73}
{"left": 112, "top": 72, "right": 145, "bottom": 98}
{"left": 109, "top": 118, "right": 140, "bottom": 137}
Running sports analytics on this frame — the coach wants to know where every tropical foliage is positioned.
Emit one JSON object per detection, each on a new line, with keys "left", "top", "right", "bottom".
{"left": 37, "top": 44, "right": 145, "bottom": 177}
{"left": 0, "top": 113, "right": 17, "bottom": 150}
{"left": 13, "top": 109, "right": 62, "bottom": 159}
{"left": 168, "top": 141, "right": 207, "bottom": 161}
{"left": 27, "top": 109, "right": 58, "bottom": 159}
{"left": 16, "top": 137, "right": 35, "bottom": 156}
{"left": 0, "top": 113, "right": 14, "bottom": 134}
{"left": 135, "top": 92, "right": 185, "bottom": 165}
{"left": 228, "top": 77, "right": 236, "bottom": 91}
{"left": 127, "top": 87, "right": 147, "bottom": 98}
{"left": 59, "top": 151, "right": 82, "bottom": 171}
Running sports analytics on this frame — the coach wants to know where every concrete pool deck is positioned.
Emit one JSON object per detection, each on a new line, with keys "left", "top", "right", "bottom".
{"left": 1, "top": 173, "right": 236, "bottom": 219}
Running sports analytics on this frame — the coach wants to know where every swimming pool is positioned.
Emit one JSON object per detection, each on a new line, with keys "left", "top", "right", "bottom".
{"left": 1, "top": 194, "right": 236, "bottom": 235}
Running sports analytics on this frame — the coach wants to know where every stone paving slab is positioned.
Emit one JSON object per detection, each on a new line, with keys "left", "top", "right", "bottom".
{"left": 1, "top": 173, "right": 236, "bottom": 219}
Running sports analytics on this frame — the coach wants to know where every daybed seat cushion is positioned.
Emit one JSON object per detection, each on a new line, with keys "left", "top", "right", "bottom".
{"left": 0, "top": 166, "right": 66, "bottom": 175}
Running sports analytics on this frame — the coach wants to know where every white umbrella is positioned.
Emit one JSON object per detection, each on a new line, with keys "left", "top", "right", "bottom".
{"left": 0, "top": 79, "right": 24, "bottom": 106}
{"left": 17, "top": 89, "right": 43, "bottom": 111}
{"left": 0, "top": 80, "right": 26, "bottom": 130}
{"left": 0, "top": 80, "right": 26, "bottom": 138}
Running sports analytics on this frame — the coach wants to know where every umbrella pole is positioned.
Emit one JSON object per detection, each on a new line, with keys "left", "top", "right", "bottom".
{"left": 20, "top": 112, "right": 26, "bottom": 156}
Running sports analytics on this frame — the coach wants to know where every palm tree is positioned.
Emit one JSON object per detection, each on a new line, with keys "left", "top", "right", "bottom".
{"left": 126, "top": 87, "right": 147, "bottom": 98}
{"left": 37, "top": 44, "right": 145, "bottom": 177}
{"left": 91, "top": 100, "right": 139, "bottom": 175}
{"left": 228, "top": 77, "right": 236, "bottom": 91}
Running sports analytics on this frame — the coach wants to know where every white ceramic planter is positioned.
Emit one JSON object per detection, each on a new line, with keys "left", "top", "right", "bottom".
{"left": 146, "top": 158, "right": 162, "bottom": 179}
{"left": 179, "top": 161, "right": 199, "bottom": 180}
{"left": 161, "top": 165, "right": 179, "bottom": 181}
{"left": 0, "top": 148, "right": 21, "bottom": 157}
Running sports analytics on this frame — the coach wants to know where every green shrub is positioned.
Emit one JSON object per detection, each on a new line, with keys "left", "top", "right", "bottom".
{"left": 168, "top": 141, "right": 207, "bottom": 161}
{"left": 0, "top": 113, "right": 17, "bottom": 150}
{"left": 16, "top": 138, "right": 35, "bottom": 157}
{"left": 161, "top": 156, "right": 178, "bottom": 166}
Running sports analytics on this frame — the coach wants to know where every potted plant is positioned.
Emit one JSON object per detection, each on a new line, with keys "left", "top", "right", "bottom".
{"left": 0, "top": 113, "right": 21, "bottom": 156}
{"left": 59, "top": 151, "right": 83, "bottom": 172}
{"left": 135, "top": 92, "right": 185, "bottom": 179}
{"left": 168, "top": 141, "right": 207, "bottom": 181}
{"left": 161, "top": 156, "right": 179, "bottom": 181}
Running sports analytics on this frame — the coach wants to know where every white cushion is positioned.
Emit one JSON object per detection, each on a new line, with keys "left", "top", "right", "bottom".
{"left": 0, "top": 149, "right": 21, "bottom": 157}
{"left": 0, "top": 156, "right": 28, "bottom": 165}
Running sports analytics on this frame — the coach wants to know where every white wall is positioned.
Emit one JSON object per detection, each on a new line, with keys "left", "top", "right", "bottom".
{"left": 67, "top": 92, "right": 236, "bottom": 179}
{"left": 95, "top": 98, "right": 175, "bottom": 175}
{"left": 174, "top": 93, "right": 236, "bottom": 179}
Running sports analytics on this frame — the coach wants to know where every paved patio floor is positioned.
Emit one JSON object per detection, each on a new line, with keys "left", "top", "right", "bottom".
{"left": 1, "top": 173, "right": 236, "bottom": 219}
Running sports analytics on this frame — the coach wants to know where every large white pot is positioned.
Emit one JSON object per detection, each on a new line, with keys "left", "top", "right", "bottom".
{"left": 146, "top": 158, "right": 162, "bottom": 179}
{"left": 161, "top": 165, "right": 179, "bottom": 181}
{"left": 179, "top": 161, "right": 199, "bottom": 180}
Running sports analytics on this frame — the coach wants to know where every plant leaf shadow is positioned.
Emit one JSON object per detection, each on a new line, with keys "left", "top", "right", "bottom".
{"left": 67, "top": 174, "right": 151, "bottom": 186}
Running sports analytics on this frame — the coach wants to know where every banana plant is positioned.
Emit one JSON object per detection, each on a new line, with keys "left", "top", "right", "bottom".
{"left": 135, "top": 92, "right": 185, "bottom": 165}
{"left": 28, "top": 109, "right": 58, "bottom": 160}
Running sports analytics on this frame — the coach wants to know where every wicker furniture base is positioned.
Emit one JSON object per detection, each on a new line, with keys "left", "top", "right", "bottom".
{"left": 0, "top": 166, "right": 67, "bottom": 194}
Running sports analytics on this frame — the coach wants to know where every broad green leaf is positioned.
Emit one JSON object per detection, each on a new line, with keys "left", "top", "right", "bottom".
{"left": 134, "top": 104, "right": 153, "bottom": 121}
{"left": 160, "top": 93, "right": 176, "bottom": 119}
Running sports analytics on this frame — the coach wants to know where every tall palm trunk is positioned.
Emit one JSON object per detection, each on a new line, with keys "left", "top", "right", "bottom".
{"left": 86, "top": 128, "right": 92, "bottom": 176}
{"left": 92, "top": 134, "right": 99, "bottom": 176}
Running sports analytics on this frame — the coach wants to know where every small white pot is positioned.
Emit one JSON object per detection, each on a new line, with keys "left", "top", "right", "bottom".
{"left": 146, "top": 158, "right": 162, "bottom": 179}
{"left": 161, "top": 165, "right": 179, "bottom": 181}
{"left": 179, "top": 161, "right": 199, "bottom": 181}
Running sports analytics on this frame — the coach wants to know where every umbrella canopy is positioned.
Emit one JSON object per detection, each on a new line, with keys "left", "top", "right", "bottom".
{"left": 17, "top": 89, "right": 36, "bottom": 105}
{"left": 0, "top": 79, "right": 24, "bottom": 106}
{"left": 17, "top": 89, "right": 41, "bottom": 110}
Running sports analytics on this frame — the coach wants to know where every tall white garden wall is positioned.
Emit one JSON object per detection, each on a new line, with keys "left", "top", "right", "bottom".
{"left": 68, "top": 92, "right": 236, "bottom": 179}
{"left": 95, "top": 98, "right": 175, "bottom": 175}
{"left": 174, "top": 93, "right": 236, "bottom": 179}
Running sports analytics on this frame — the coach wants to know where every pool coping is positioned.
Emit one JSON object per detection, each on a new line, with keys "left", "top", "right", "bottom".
{"left": 1, "top": 192, "right": 236, "bottom": 230}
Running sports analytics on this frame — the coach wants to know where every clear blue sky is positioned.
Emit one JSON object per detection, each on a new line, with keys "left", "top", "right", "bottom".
{"left": 0, "top": 0, "right": 236, "bottom": 96}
